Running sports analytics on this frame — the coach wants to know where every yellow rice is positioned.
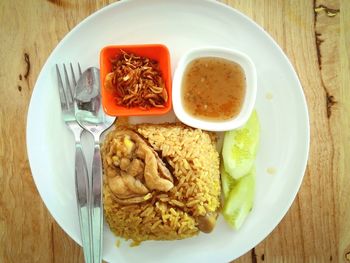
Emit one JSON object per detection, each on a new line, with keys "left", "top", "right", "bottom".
{"left": 102, "top": 123, "right": 221, "bottom": 244}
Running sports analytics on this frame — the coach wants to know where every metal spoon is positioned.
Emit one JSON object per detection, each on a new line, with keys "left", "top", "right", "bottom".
{"left": 74, "top": 67, "right": 115, "bottom": 263}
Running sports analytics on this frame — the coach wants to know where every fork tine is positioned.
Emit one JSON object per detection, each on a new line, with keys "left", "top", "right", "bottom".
{"left": 78, "top": 63, "right": 82, "bottom": 77}
{"left": 56, "top": 64, "right": 68, "bottom": 110}
{"left": 70, "top": 63, "right": 77, "bottom": 89}
{"left": 63, "top": 64, "right": 74, "bottom": 106}
{"left": 63, "top": 64, "right": 74, "bottom": 111}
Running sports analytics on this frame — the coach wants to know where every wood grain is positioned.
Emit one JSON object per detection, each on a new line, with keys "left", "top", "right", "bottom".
{"left": 0, "top": 0, "right": 349, "bottom": 262}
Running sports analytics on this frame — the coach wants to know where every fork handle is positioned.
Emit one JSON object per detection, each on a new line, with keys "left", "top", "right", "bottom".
{"left": 75, "top": 141, "right": 92, "bottom": 263}
{"left": 91, "top": 141, "right": 103, "bottom": 263}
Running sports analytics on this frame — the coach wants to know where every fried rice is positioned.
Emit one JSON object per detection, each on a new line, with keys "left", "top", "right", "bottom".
{"left": 102, "top": 123, "right": 220, "bottom": 244}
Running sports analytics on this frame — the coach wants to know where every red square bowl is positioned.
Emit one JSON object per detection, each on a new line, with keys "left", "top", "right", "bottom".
{"left": 100, "top": 44, "right": 172, "bottom": 116}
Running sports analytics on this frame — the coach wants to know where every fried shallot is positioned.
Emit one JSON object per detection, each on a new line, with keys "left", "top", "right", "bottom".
{"left": 105, "top": 50, "right": 168, "bottom": 109}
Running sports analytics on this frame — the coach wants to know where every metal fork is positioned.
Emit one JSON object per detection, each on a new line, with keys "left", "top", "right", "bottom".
{"left": 56, "top": 63, "right": 92, "bottom": 263}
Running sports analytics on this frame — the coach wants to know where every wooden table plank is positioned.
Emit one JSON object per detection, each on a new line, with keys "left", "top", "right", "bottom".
{"left": 338, "top": 0, "right": 350, "bottom": 261}
{"left": 0, "top": 0, "right": 349, "bottom": 262}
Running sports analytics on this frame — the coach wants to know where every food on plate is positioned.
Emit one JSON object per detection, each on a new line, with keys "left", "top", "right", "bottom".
{"left": 221, "top": 110, "right": 260, "bottom": 229}
{"left": 222, "top": 110, "right": 260, "bottom": 179}
{"left": 221, "top": 163, "right": 236, "bottom": 199}
{"left": 222, "top": 168, "right": 255, "bottom": 229}
{"left": 102, "top": 123, "right": 221, "bottom": 244}
{"left": 104, "top": 50, "right": 168, "bottom": 109}
{"left": 182, "top": 57, "right": 246, "bottom": 121}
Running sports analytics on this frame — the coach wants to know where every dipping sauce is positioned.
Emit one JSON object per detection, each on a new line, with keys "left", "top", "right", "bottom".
{"left": 182, "top": 57, "right": 246, "bottom": 121}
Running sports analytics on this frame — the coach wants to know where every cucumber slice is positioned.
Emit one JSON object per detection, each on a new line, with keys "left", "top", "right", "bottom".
{"left": 222, "top": 110, "right": 260, "bottom": 179}
{"left": 222, "top": 167, "right": 255, "bottom": 230}
{"left": 220, "top": 163, "right": 236, "bottom": 199}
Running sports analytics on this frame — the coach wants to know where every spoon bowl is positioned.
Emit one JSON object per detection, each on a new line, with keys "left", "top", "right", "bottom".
{"left": 75, "top": 67, "right": 115, "bottom": 137}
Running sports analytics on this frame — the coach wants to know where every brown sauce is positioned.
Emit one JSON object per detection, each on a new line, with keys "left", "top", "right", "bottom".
{"left": 182, "top": 57, "right": 246, "bottom": 121}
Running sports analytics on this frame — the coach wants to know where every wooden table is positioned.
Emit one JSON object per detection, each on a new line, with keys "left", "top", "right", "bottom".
{"left": 1, "top": 0, "right": 349, "bottom": 262}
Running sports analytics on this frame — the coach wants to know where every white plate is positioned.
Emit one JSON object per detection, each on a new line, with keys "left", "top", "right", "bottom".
{"left": 26, "top": 0, "right": 310, "bottom": 262}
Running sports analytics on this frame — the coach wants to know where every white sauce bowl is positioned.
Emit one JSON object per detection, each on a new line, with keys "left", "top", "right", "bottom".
{"left": 172, "top": 47, "right": 257, "bottom": 131}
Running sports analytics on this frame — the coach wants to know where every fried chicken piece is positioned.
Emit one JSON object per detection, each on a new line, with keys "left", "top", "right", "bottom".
{"left": 104, "top": 129, "right": 174, "bottom": 204}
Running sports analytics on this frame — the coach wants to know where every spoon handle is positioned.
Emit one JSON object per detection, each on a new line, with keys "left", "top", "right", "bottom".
{"left": 91, "top": 141, "right": 103, "bottom": 263}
